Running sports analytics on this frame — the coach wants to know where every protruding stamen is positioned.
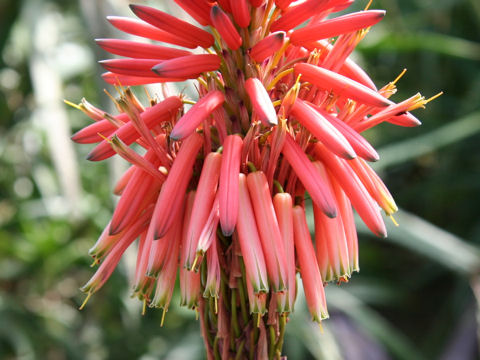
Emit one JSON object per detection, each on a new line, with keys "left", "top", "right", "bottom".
{"left": 392, "top": 68, "right": 407, "bottom": 85}
{"left": 64, "top": 99, "right": 82, "bottom": 110}
{"left": 389, "top": 214, "right": 400, "bottom": 227}
{"left": 79, "top": 292, "right": 93, "bottom": 310}
{"left": 160, "top": 308, "right": 167, "bottom": 327}
{"left": 142, "top": 298, "right": 147, "bottom": 315}
{"left": 425, "top": 91, "right": 443, "bottom": 104}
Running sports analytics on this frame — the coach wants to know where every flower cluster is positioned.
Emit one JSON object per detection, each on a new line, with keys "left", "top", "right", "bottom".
{"left": 71, "top": 0, "right": 437, "bottom": 358}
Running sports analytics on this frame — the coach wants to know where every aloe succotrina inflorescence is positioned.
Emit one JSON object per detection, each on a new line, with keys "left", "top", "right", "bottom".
{"left": 70, "top": 1, "right": 439, "bottom": 358}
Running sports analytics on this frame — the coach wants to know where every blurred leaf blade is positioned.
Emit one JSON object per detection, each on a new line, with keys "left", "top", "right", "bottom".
{"left": 356, "top": 209, "right": 480, "bottom": 276}
{"left": 375, "top": 111, "right": 480, "bottom": 170}
{"left": 360, "top": 32, "right": 480, "bottom": 61}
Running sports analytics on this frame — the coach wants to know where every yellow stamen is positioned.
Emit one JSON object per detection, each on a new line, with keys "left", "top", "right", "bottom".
{"left": 90, "top": 258, "right": 100, "bottom": 267}
{"left": 318, "top": 321, "right": 324, "bottom": 334}
{"left": 267, "top": 68, "right": 294, "bottom": 90}
{"left": 270, "top": 39, "right": 290, "bottom": 71}
{"left": 215, "top": 297, "right": 218, "bottom": 314}
{"left": 272, "top": 100, "right": 282, "bottom": 107}
{"left": 425, "top": 91, "right": 443, "bottom": 104}
{"left": 389, "top": 214, "right": 399, "bottom": 227}
{"left": 257, "top": 313, "right": 261, "bottom": 328}
{"left": 79, "top": 292, "right": 92, "bottom": 310}
{"left": 142, "top": 298, "right": 147, "bottom": 315}
{"left": 97, "top": 132, "right": 111, "bottom": 143}
{"left": 63, "top": 99, "right": 82, "bottom": 110}
{"left": 195, "top": 307, "right": 199, "bottom": 320}
{"left": 191, "top": 253, "right": 201, "bottom": 272}
{"left": 392, "top": 68, "right": 407, "bottom": 85}
{"left": 113, "top": 83, "right": 126, "bottom": 97}
{"left": 160, "top": 307, "right": 167, "bottom": 327}
{"left": 365, "top": 0, "right": 373, "bottom": 10}
{"left": 104, "top": 89, "right": 121, "bottom": 110}
{"left": 183, "top": 99, "right": 197, "bottom": 105}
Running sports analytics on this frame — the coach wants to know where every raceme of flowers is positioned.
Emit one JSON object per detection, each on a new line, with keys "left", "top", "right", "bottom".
{"left": 70, "top": 0, "right": 438, "bottom": 358}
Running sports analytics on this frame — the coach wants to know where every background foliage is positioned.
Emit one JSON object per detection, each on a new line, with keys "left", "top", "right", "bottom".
{"left": 1, "top": 0, "right": 479, "bottom": 359}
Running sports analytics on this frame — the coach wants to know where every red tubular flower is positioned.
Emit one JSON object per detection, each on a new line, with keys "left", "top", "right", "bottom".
{"left": 236, "top": 174, "right": 269, "bottom": 294}
{"left": 312, "top": 161, "right": 350, "bottom": 281}
{"left": 290, "top": 98, "right": 356, "bottom": 159}
{"left": 152, "top": 54, "right": 221, "bottom": 79}
{"left": 96, "top": 39, "right": 192, "bottom": 60}
{"left": 248, "top": 0, "right": 265, "bottom": 7}
{"left": 72, "top": 1, "right": 434, "bottom": 356}
{"left": 87, "top": 96, "right": 182, "bottom": 161}
{"left": 245, "top": 78, "right": 278, "bottom": 126}
{"left": 151, "top": 133, "right": 203, "bottom": 239}
{"left": 290, "top": 10, "right": 386, "bottom": 45}
{"left": 109, "top": 150, "right": 163, "bottom": 234}
{"left": 171, "top": 90, "right": 224, "bottom": 140}
{"left": 247, "top": 171, "right": 288, "bottom": 292}
{"left": 229, "top": 0, "right": 250, "bottom": 28}
{"left": 107, "top": 16, "right": 198, "bottom": 48}
{"left": 314, "top": 143, "right": 387, "bottom": 238}
{"left": 249, "top": 31, "right": 285, "bottom": 63}
{"left": 312, "top": 105, "right": 379, "bottom": 161}
{"left": 210, "top": 5, "right": 242, "bottom": 51}
{"left": 99, "top": 58, "right": 164, "bottom": 78}
{"left": 281, "top": 133, "right": 337, "bottom": 218}
{"left": 218, "top": 134, "right": 242, "bottom": 236}
{"left": 101, "top": 72, "right": 181, "bottom": 86}
{"left": 183, "top": 152, "right": 222, "bottom": 269}
{"left": 294, "top": 63, "right": 391, "bottom": 107}
{"left": 292, "top": 205, "right": 328, "bottom": 323}
{"left": 129, "top": 4, "right": 214, "bottom": 48}
{"left": 174, "top": 0, "right": 213, "bottom": 26}
{"left": 270, "top": 0, "right": 342, "bottom": 32}
{"left": 273, "top": 193, "right": 296, "bottom": 312}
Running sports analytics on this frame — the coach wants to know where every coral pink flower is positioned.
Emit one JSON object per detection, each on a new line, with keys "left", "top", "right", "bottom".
{"left": 151, "top": 133, "right": 203, "bottom": 238}
{"left": 247, "top": 171, "right": 288, "bottom": 293}
{"left": 72, "top": 1, "right": 434, "bottom": 356}
{"left": 292, "top": 205, "right": 328, "bottom": 323}
{"left": 170, "top": 90, "right": 224, "bottom": 140}
{"left": 245, "top": 78, "right": 278, "bottom": 126}
{"left": 210, "top": 5, "right": 242, "bottom": 51}
{"left": 236, "top": 173, "right": 268, "bottom": 295}
{"left": 183, "top": 152, "right": 222, "bottom": 269}
{"left": 249, "top": 31, "right": 285, "bottom": 63}
{"left": 218, "top": 135, "right": 242, "bottom": 236}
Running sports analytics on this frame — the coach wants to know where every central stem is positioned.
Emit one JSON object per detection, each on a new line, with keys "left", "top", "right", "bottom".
{"left": 199, "top": 235, "right": 287, "bottom": 360}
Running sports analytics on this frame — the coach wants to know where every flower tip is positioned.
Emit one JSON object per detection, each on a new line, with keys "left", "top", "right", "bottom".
{"left": 211, "top": 4, "right": 220, "bottom": 15}
{"left": 221, "top": 226, "right": 235, "bottom": 237}
{"left": 169, "top": 131, "right": 181, "bottom": 141}
{"left": 378, "top": 228, "right": 388, "bottom": 238}
{"left": 86, "top": 150, "right": 100, "bottom": 162}
{"left": 128, "top": 3, "right": 140, "bottom": 13}
{"left": 367, "top": 153, "right": 380, "bottom": 162}
{"left": 150, "top": 62, "right": 164, "bottom": 75}
{"left": 344, "top": 151, "right": 357, "bottom": 160}
{"left": 325, "top": 208, "right": 337, "bottom": 219}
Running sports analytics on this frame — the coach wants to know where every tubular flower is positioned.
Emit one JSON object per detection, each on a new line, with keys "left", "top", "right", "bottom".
{"left": 71, "top": 1, "right": 437, "bottom": 358}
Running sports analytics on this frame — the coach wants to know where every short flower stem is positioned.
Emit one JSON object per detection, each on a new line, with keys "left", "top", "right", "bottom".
{"left": 275, "top": 314, "right": 287, "bottom": 357}
{"left": 268, "top": 325, "right": 276, "bottom": 359}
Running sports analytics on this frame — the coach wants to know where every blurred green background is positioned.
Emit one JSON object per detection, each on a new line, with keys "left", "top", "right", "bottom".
{"left": 1, "top": 0, "right": 479, "bottom": 359}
